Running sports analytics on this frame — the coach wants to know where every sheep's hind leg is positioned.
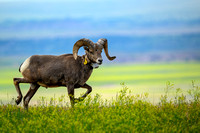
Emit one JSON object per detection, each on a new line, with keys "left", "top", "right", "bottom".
{"left": 23, "top": 83, "right": 40, "bottom": 110}
{"left": 13, "top": 78, "right": 32, "bottom": 105}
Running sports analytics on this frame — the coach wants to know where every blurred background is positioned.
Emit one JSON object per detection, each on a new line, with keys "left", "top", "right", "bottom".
{"left": 0, "top": 0, "right": 200, "bottom": 104}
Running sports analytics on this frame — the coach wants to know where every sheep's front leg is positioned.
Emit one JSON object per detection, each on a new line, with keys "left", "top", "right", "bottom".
{"left": 75, "top": 83, "right": 92, "bottom": 102}
{"left": 67, "top": 85, "right": 75, "bottom": 107}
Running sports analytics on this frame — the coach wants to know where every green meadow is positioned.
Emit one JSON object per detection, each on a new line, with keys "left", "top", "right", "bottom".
{"left": 0, "top": 62, "right": 200, "bottom": 132}
{"left": 1, "top": 85, "right": 200, "bottom": 132}
{"left": 0, "top": 62, "right": 200, "bottom": 104}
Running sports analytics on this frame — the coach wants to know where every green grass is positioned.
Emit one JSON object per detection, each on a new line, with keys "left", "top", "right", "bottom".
{"left": 90, "top": 62, "right": 200, "bottom": 84}
{"left": 0, "top": 86, "right": 199, "bottom": 132}
{"left": 0, "top": 62, "right": 200, "bottom": 132}
{"left": 0, "top": 62, "right": 200, "bottom": 104}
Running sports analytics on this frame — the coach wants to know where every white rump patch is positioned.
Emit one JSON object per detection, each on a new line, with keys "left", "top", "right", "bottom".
{"left": 20, "top": 57, "right": 31, "bottom": 73}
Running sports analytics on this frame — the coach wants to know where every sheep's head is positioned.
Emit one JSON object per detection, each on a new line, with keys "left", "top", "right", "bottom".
{"left": 73, "top": 38, "right": 116, "bottom": 68}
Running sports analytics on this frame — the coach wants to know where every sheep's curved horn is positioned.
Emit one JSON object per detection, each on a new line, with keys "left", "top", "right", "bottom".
{"left": 73, "top": 38, "right": 94, "bottom": 60}
{"left": 98, "top": 38, "right": 116, "bottom": 61}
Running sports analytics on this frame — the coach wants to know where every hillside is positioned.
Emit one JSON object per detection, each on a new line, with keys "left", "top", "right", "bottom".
{"left": 0, "top": 34, "right": 200, "bottom": 66}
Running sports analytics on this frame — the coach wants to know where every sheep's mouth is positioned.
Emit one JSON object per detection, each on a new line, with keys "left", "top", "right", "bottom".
{"left": 91, "top": 63, "right": 100, "bottom": 68}
{"left": 91, "top": 61, "right": 102, "bottom": 65}
{"left": 96, "top": 60, "right": 103, "bottom": 65}
{"left": 97, "top": 62, "right": 102, "bottom": 65}
{"left": 95, "top": 58, "right": 103, "bottom": 65}
{"left": 91, "top": 61, "right": 101, "bottom": 65}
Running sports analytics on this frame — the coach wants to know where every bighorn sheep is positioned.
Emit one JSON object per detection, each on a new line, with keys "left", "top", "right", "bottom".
{"left": 13, "top": 38, "right": 116, "bottom": 109}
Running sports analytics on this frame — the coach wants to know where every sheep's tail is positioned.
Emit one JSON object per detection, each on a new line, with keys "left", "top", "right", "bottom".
{"left": 19, "top": 63, "right": 23, "bottom": 72}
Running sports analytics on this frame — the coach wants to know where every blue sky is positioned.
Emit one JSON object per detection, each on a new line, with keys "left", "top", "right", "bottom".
{"left": 0, "top": 0, "right": 200, "bottom": 39}
{"left": 0, "top": 0, "right": 200, "bottom": 22}
{"left": 0, "top": 0, "right": 200, "bottom": 62}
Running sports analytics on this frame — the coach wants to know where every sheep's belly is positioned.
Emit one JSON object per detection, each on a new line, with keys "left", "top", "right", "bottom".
{"left": 37, "top": 82, "right": 60, "bottom": 88}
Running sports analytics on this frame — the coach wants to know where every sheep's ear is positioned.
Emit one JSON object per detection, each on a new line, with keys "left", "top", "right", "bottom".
{"left": 84, "top": 46, "right": 89, "bottom": 51}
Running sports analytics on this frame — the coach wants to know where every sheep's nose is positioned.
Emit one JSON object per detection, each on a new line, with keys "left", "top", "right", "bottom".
{"left": 97, "top": 58, "right": 103, "bottom": 64}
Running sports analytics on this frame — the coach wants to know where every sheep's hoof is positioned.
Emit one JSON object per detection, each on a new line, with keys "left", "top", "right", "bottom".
{"left": 74, "top": 98, "right": 79, "bottom": 103}
{"left": 15, "top": 96, "right": 22, "bottom": 105}
{"left": 24, "top": 104, "right": 28, "bottom": 111}
{"left": 74, "top": 97, "right": 84, "bottom": 103}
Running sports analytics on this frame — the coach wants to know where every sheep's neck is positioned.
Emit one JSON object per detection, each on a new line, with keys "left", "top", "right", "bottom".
{"left": 83, "top": 55, "right": 99, "bottom": 69}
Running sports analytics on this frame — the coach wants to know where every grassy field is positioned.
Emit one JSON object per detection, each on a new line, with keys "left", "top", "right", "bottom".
{"left": 0, "top": 62, "right": 200, "bottom": 104}
{"left": 0, "top": 62, "right": 200, "bottom": 132}
{"left": 0, "top": 87, "right": 199, "bottom": 132}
